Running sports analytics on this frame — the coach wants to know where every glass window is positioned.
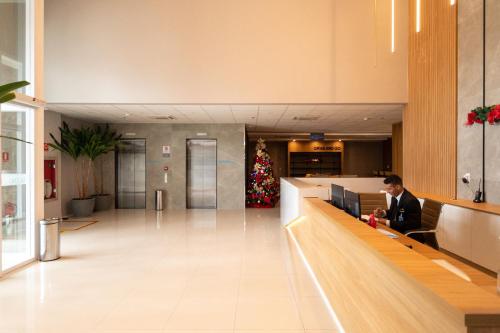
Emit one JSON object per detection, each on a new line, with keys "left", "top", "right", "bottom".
{"left": 0, "top": 0, "right": 34, "bottom": 95}
{"left": 0, "top": 102, "right": 35, "bottom": 271}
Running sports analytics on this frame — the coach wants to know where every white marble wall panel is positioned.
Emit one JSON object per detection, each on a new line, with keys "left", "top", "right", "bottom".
{"left": 104, "top": 123, "right": 245, "bottom": 210}
{"left": 458, "top": 0, "right": 500, "bottom": 204}
{"left": 484, "top": 0, "right": 500, "bottom": 203}
{"left": 457, "top": 0, "right": 484, "bottom": 201}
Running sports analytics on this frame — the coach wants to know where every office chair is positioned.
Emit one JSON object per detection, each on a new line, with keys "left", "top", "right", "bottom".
{"left": 404, "top": 198, "right": 443, "bottom": 250}
{"left": 359, "top": 193, "right": 388, "bottom": 216}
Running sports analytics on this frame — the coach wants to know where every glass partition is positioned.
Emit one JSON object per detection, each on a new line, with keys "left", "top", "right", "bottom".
{"left": 0, "top": 0, "right": 34, "bottom": 95}
{"left": 0, "top": 102, "right": 35, "bottom": 271}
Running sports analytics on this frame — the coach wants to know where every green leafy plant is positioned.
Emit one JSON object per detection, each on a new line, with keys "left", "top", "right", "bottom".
{"left": 49, "top": 122, "right": 91, "bottom": 199}
{"left": 91, "top": 124, "right": 121, "bottom": 195}
{"left": 49, "top": 122, "right": 121, "bottom": 199}
{"left": 0, "top": 81, "right": 32, "bottom": 144}
{"left": 0, "top": 81, "right": 29, "bottom": 103}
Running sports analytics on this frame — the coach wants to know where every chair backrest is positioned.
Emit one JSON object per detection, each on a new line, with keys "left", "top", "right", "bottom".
{"left": 421, "top": 198, "right": 443, "bottom": 230}
{"left": 359, "top": 193, "right": 388, "bottom": 216}
{"left": 421, "top": 198, "right": 443, "bottom": 250}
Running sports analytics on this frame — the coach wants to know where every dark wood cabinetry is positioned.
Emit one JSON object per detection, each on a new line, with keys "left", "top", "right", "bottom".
{"left": 289, "top": 152, "right": 341, "bottom": 177}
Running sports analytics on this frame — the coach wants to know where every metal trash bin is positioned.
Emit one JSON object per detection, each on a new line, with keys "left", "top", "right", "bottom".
{"left": 39, "top": 218, "right": 61, "bottom": 261}
{"left": 155, "top": 190, "right": 164, "bottom": 211}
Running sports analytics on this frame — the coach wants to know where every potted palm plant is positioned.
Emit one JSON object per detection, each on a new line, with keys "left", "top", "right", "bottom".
{"left": 49, "top": 122, "right": 96, "bottom": 217}
{"left": 91, "top": 124, "right": 121, "bottom": 211}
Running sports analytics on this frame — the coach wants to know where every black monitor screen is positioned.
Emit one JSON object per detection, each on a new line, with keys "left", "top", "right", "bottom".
{"left": 344, "top": 190, "right": 360, "bottom": 218}
{"left": 331, "top": 184, "right": 345, "bottom": 209}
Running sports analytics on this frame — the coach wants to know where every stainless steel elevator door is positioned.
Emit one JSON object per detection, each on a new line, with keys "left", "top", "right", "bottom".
{"left": 186, "top": 139, "right": 217, "bottom": 209}
{"left": 116, "top": 139, "right": 146, "bottom": 209}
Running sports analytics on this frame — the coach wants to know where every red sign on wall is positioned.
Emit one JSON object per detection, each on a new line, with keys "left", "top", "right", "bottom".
{"left": 2, "top": 152, "right": 9, "bottom": 162}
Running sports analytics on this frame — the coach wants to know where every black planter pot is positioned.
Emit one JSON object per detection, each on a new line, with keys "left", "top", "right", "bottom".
{"left": 94, "top": 194, "right": 113, "bottom": 211}
{"left": 71, "top": 197, "right": 95, "bottom": 217}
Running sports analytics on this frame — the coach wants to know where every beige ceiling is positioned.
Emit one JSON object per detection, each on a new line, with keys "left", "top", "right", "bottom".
{"left": 46, "top": 103, "right": 403, "bottom": 134}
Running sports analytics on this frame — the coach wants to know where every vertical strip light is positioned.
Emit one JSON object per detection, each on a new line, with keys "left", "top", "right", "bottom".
{"left": 450, "top": 0, "right": 456, "bottom": 5}
{"left": 391, "top": 0, "right": 395, "bottom": 52}
{"left": 416, "top": 0, "right": 421, "bottom": 32}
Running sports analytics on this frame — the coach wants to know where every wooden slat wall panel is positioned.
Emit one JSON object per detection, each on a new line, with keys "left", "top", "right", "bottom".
{"left": 392, "top": 122, "right": 403, "bottom": 177}
{"left": 404, "top": 0, "right": 457, "bottom": 198}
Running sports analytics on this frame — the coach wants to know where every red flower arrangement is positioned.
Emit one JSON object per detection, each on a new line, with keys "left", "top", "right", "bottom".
{"left": 466, "top": 104, "right": 500, "bottom": 126}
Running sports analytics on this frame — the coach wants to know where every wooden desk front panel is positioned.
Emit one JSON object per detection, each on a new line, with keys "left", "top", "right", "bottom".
{"left": 287, "top": 198, "right": 500, "bottom": 333}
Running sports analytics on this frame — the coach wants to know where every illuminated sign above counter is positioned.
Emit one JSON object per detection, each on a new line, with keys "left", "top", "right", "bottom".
{"left": 289, "top": 140, "right": 344, "bottom": 153}
{"left": 313, "top": 146, "right": 341, "bottom": 151}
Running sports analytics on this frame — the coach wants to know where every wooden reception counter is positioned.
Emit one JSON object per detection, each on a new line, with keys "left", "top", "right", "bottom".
{"left": 413, "top": 191, "right": 500, "bottom": 216}
{"left": 287, "top": 198, "right": 500, "bottom": 333}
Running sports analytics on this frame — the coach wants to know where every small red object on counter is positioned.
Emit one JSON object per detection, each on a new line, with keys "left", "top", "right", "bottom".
{"left": 368, "top": 213, "right": 377, "bottom": 228}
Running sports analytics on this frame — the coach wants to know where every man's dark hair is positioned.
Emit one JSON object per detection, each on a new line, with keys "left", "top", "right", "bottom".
{"left": 384, "top": 175, "right": 403, "bottom": 186}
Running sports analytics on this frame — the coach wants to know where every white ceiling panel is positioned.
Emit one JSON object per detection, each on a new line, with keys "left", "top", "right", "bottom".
{"left": 201, "top": 105, "right": 231, "bottom": 112}
{"left": 172, "top": 105, "right": 204, "bottom": 112}
{"left": 205, "top": 109, "right": 235, "bottom": 123}
{"left": 144, "top": 104, "right": 177, "bottom": 112}
{"left": 45, "top": 103, "right": 403, "bottom": 133}
{"left": 112, "top": 104, "right": 148, "bottom": 112}
{"left": 231, "top": 105, "right": 259, "bottom": 112}
{"left": 285, "top": 105, "right": 316, "bottom": 113}
{"left": 258, "top": 105, "right": 288, "bottom": 112}
{"left": 83, "top": 104, "right": 119, "bottom": 111}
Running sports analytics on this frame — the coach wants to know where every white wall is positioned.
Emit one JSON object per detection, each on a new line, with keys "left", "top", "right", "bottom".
{"left": 45, "top": 0, "right": 408, "bottom": 104}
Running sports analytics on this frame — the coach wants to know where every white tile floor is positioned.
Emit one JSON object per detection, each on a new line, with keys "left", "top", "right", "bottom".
{"left": 0, "top": 208, "right": 340, "bottom": 333}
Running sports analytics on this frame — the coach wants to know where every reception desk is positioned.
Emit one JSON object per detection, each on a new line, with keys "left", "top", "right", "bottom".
{"left": 281, "top": 177, "right": 500, "bottom": 273}
{"left": 287, "top": 198, "right": 500, "bottom": 333}
{"left": 280, "top": 177, "right": 386, "bottom": 226}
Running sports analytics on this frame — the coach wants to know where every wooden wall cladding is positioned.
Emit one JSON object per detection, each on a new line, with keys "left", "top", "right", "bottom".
{"left": 404, "top": 0, "right": 457, "bottom": 198}
{"left": 392, "top": 122, "right": 403, "bottom": 177}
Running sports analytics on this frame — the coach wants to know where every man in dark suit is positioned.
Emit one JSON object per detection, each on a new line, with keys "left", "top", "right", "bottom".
{"left": 374, "top": 175, "right": 422, "bottom": 238}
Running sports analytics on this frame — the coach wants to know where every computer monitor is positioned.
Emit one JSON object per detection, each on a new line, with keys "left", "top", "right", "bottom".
{"left": 344, "top": 190, "right": 361, "bottom": 218}
{"left": 331, "top": 184, "right": 345, "bottom": 209}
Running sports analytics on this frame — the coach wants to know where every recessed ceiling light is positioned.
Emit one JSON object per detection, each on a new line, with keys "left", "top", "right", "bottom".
{"left": 292, "top": 139, "right": 296, "bottom": 142}
{"left": 293, "top": 116, "right": 320, "bottom": 121}
{"left": 152, "top": 115, "right": 175, "bottom": 120}
{"left": 124, "top": 113, "right": 130, "bottom": 117}
{"left": 338, "top": 139, "right": 342, "bottom": 142}
{"left": 363, "top": 117, "right": 369, "bottom": 121}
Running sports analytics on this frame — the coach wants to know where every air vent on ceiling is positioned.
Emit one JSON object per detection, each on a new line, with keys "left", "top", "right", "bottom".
{"left": 292, "top": 116, "right": 320, "bottom": 121}
{"left": 152, "top": 115, "right": 176, "bottom": 120}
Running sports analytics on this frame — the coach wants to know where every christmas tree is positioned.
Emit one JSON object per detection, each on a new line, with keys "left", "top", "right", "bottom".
{"left": 246, "top": 138, "right": 279, "bottom": 208}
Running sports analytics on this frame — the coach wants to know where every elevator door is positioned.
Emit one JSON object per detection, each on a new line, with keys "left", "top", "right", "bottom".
{"left": 116, "top": 139, "right": 146, "bottom": 209}
{"left": 186, "top": 139, "right": 217, "bottom": 209}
